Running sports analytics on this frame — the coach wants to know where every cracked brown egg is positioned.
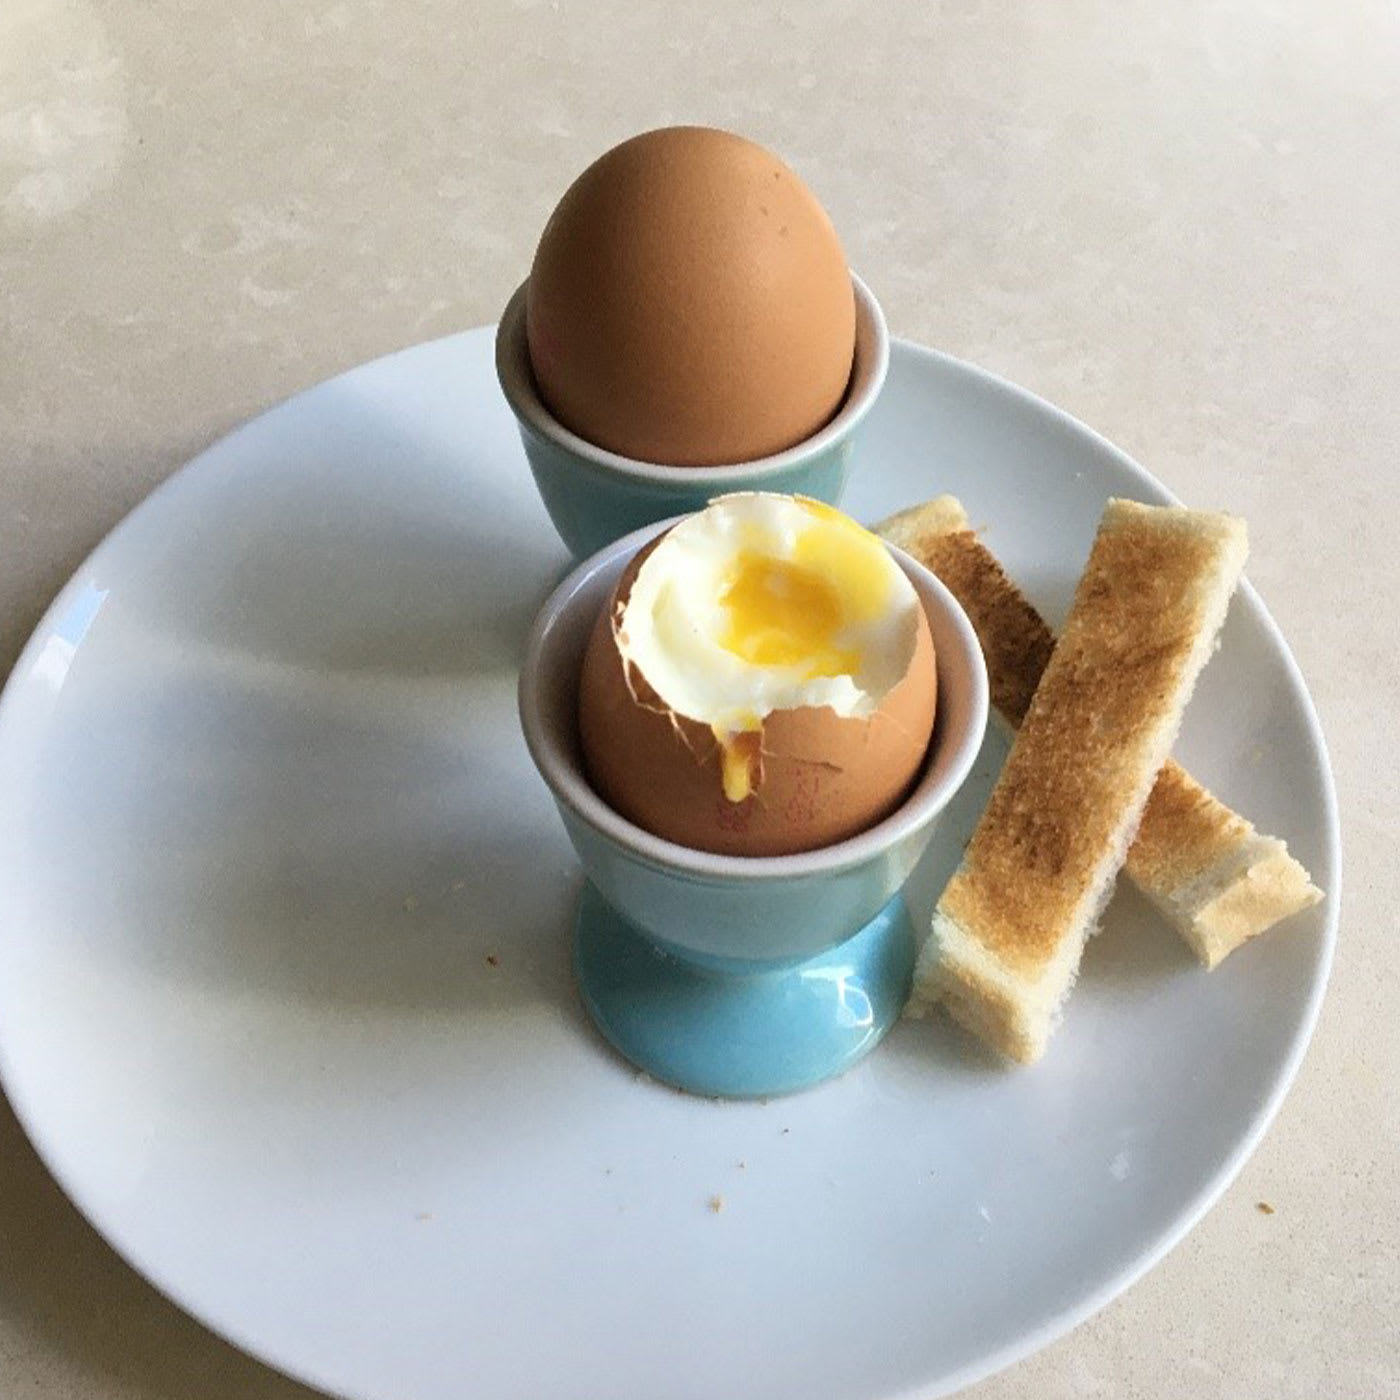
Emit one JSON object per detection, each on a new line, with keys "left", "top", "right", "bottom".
{"left": 525, "top": 125, "right": 855, "bottom": 467}
{"left": 578, "top": 494, "right": 938, "bottom": 857}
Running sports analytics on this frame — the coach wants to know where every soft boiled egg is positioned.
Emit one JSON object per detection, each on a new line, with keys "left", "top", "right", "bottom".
{"left": 578, "top": 493, "right": 938, "bottom": 856}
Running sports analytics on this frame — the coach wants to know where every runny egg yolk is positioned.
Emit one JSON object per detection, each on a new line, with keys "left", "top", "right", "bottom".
{"left": 615, "top": 493, "right": 920, "bottom": 806}
{"left": 718, "top": 498, "right": 892, "bottom": 672}
{"left": 718, "top": 558, "right": 860, "bottom": 676}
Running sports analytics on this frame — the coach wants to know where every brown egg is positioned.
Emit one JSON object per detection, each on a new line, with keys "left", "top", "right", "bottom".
{"left": 577, "top": 535, "right": 939, "bottom": 858}
{"left": 526, "top": 126, "right": 855, "bottom": 467}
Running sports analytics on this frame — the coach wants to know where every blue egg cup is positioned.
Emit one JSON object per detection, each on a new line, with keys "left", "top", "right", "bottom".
{"left": 518, "top": 521, "right": 989, "bottom": 1101}
{"left": 495, "top": 274, "right": 890, "bottom": 559}
{"left": 574, "top": 882, "right": 916, "bottom": 1098}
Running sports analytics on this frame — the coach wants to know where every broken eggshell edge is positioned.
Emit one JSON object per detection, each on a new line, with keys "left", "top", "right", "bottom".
{"left": 577, "top": 529, "right": 939, "bottom": 857}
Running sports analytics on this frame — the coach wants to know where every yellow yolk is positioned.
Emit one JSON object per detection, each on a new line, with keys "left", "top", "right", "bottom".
{"left": 713, "top": 726, "right": 760, "bottom": 803}
{"left": 614, "top": 493, "right": 920, "bottom": 805}
{"left": 791, "top": 497, "right": 896, "bottom": 625}
{"left": 716, "top": 499, "right": 892, "bottom": 680}
{"left": 718, "top": 557, "right": 861, "bottom": 677}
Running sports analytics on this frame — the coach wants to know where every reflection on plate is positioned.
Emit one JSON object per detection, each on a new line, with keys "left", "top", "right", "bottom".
{"left": 0, "top": 330, "right": 1337, "bottom": 1400}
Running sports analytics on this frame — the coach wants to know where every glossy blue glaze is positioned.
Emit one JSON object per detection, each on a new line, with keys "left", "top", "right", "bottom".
{"left": 516, "top": 418, "right": 853, "bottom": 559}
{"left": 495, "top": 275, "right": 889, "bottom": 557}
{"left": 517, "top": 505, "right": 989, "bottom": 1100}
{"left": 574, "top": 882, "right": 916, "bottom": 1098}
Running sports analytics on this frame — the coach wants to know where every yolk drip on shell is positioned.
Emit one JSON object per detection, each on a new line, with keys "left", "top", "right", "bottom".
{"left": 712, "top": 725, "right": 762, "bottom": 804}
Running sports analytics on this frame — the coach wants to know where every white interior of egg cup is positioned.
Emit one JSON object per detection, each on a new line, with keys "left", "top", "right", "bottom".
{"left": 495, "top": 272, "right": 890, "bottom": 482}
{"left": 518, "top": 519, "right": 989, "bottom": 883}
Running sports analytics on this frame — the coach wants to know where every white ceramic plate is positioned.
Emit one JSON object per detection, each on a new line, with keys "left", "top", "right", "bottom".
{"left": 0, "top": 330, "right": 1337, "bottom": 1400}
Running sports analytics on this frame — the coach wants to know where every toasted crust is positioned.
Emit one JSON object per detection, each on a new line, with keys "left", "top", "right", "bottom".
{"left": 909, "top": 499, "right": 1248, "bottom": 1062}
{"left": 1127, "top": 758, "right": 1253, "bottom": 887}
{"left": 878, "top": 496, "right": 1053, "bottom": 726}
{"left": 875, "top": 497, "right": 1322, "bottom": 970}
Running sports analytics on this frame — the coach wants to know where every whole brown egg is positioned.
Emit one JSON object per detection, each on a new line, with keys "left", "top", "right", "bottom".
{"left": 525, "top": 126, "right": 856, "bottom": 467}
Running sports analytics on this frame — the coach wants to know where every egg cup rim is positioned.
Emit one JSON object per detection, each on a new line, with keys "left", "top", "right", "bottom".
{"left": 494, "top": 272, "right": 889, "bottom": 482}
{"left": 518, "top": 514, "right": 990, "bottom": 883}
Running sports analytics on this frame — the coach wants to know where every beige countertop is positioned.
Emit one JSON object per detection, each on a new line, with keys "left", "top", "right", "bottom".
{"left": 2, "top": 1, "right": 1395, "bottom": 1396}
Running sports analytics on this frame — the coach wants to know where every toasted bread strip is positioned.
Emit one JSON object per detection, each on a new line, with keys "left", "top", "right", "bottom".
{"left": 877, "top": 497, "right": 1322, "bottom": 968}
{"left": 903, "top": 500, "right": 1248, "bottom": 1063}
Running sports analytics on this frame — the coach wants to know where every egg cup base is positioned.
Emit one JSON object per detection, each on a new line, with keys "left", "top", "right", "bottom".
{"left": 572, "top": 881, "right": 916, "bottom": 1099}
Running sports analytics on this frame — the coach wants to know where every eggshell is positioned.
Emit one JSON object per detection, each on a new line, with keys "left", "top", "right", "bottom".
{"left": 526, "top": 126, "right": 855, "bottom": 467}
{"left": 578, "top": 539, "right": 938, "bottom": 857}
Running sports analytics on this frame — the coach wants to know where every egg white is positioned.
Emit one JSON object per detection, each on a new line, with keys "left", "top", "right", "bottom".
{"left": 615, "top": 493, "right": 920, "bottom": 737}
